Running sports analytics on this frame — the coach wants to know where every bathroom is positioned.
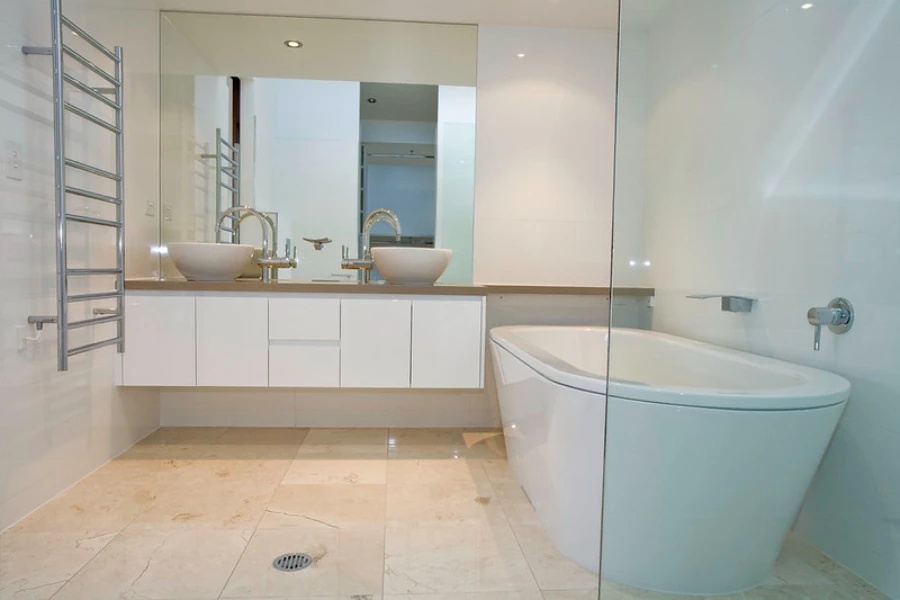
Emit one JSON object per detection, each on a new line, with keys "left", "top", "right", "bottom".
{"left": 1, "top": 0, "right": 897, "bottom": 598}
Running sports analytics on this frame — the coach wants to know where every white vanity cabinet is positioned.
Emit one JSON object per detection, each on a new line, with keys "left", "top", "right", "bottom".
{"left": 196, "top": 295, "right": 269, "bottom": 386}
{"left": 123, "top": 293, "right": 196, "bottom": 386}
{"left": 269, "top": 297, "right": 341, "bottom": 387}
{"left": 340, "top": 298, "right": 412, "bottom": 388}
{"left": 121, "top": 290, "right": 485, "bottom": 389}
{"left": 411, "top": 298, "right": 484, "bottom": 388}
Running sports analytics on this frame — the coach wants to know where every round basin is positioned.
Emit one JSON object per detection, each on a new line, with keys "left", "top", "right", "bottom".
{"left": 167, "top": 242, "right": 255, "bottom": 281}
{"left": 371, "top": 247, "right": 452, "bottom": 285}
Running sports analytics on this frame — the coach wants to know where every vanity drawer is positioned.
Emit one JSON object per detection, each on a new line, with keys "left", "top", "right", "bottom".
{"left": 269, "top": 343, "right": 340, "bottom": 387}
{"left": 269, "top": 297, "right": 341, "bottom": 341}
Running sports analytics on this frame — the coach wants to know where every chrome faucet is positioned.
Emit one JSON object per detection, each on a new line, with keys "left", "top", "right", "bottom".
{"left": 807, "top": 298, "right": 853, "bottom": 351}
{"left": 342, "top": 208, "right": 402, "bottom": 283}
{"left": 217, "top": 206, "right": 298, "bottom": 282}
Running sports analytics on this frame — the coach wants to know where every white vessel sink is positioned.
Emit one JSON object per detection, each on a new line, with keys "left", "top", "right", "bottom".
{"left": 371, "top": 247, "right": 452, "bottom": 285}
{"left": 167, "top": 242, "right": 255, "bottom": 281}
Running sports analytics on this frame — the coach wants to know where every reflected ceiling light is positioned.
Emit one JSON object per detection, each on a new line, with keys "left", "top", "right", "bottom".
{"left": 629, "top": 260, "right": 637, "bottom": 267}
{"left": 801, "top": 2, "right": 814, "bottom": 8}
{"left": 284, "top": 40, "right": 303, "bottom": 48}
{"left": 643, "top": 260, "right": 652, "bottom": 267}
{"left": 516, "top": 53, "right": 526, "bottom": 58}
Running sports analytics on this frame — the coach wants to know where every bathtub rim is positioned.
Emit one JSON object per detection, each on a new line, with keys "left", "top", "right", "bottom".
{"left": 489, "top": 326, "right": 849, "bottom": 411}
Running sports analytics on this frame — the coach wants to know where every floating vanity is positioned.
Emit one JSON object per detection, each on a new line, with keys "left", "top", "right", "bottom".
{"left": 120, "top": 280, "right": 486, "bottom": 390}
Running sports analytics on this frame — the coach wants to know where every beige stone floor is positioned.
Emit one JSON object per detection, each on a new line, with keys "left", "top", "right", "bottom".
{"left": 0, "top": 428, "right": 889, "bottom": 600}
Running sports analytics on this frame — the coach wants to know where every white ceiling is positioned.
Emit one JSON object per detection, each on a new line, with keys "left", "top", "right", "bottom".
{"left": 162, "top": 13, "right": 477, "bottom": 85}
{"left": 360, "top": 83, "right": 438, "bottom": 122}
{"left": 155, "top": 0, "right": 620, "bottom": 29}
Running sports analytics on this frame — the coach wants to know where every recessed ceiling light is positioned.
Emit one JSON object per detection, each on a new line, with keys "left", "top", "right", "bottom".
{"left": 367, "top": 97, "right": 377, "bottom": 104}
{"left": 801, "top": 2, "right": 814, "bottom": 8}
{"left": 284, "top": 40, "right": 303, "bottom": 48}
{"left": 516, "top": 53, "right": 526, "bottom": 58}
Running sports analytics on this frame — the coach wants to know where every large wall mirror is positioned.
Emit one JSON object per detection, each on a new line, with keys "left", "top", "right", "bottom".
{"left": 159, "top": 13, "right": 477, "bottom": 283}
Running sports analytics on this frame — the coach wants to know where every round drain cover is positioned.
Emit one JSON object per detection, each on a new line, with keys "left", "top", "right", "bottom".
{"left": 272, "top": 552, "right": 314, "bottom": 572}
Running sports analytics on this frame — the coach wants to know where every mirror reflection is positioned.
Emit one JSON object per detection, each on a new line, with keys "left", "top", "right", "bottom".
{"left": 159, "top": 13, "right": 477, "bottom": 283}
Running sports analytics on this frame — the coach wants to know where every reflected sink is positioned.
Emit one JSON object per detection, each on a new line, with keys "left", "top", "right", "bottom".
{"left": 167, "top": 242, "right": 255, "bottom": 281}
{"left": 371, "top": 247, "right": 452, "bottom": 285}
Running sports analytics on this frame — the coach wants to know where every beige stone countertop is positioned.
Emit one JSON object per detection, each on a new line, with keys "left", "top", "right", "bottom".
{"left": 124, "top": 278, "right": 655, "bottom": 297}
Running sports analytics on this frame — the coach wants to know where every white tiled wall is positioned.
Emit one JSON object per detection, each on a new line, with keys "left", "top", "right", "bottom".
{"left": 473, "top": 25, "right": 617, "bottom": 286}
{"left": 0, "top": 0, "right": 160, "bottom": 531}
{"left": 621, "top": 1, "right": 900, "bottom": 596}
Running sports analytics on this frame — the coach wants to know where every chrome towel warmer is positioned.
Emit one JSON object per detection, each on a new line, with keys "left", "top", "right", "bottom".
{"left": 24, "top": 0, "right": 125, "bottom": 371}
{"left": 201, "top": 127, "right": 241, "bottom": 242}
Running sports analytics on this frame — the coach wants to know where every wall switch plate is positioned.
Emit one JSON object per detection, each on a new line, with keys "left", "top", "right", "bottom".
{"left": 4, "top": 142, "right": 23, "bottom": 181}
{"left": 144, "top": 199, "right": 157, "bottom": 217}
{"left": 162, "top": 205, "right": 173, "bottom": 222}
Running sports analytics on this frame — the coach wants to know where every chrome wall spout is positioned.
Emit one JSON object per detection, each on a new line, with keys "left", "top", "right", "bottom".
{"left": 686, "top": 294, "right": 755, "bottom": 313}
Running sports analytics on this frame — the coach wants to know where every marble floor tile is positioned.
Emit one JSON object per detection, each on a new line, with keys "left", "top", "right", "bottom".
{"left": 259, "top": 484, "right": 387, "bottom": 530}
{"left": 387, "top": 429, "right": 506, "bottom": 459}
{"left": 205, "top": 427, "right": 310, "bottom": 459}
{"left": 386, "top": 458, "right": 492, "bottom": 488}
{"left": 9, "top": 460, "right": 170, "bottom": 535}
{"left": 121, "top": 427, "right": 228, "bottom": 459}
{"left": 298, "top": 428, "right": 389, "bottom": 457}
{"left": 385, "top": 479, "right": 504, "bottom": 524}
{"left": 283, "top": 457, "right": 388, "bottom": 485}
{"left": 51, "top": 529, "right": 250, "bottom": 600}
{"left": 482, "top": 459, "right": 530, "bottom": 506}
{"left": 221, "top": 527, "right": 384, "bottom": 598}
{"left": 542, "top": 591, "right": 602, "bottom": 600}
{"left": 125, "top": 470, "right": 279, "bottom": 531}
{"left": 502, "top": 502, "right": 598, "bottom": 591}
{"left": 383, "top": 519, "right": 538, "bottom": 595}
{"left": 0, "top": 531, "right": 115, "bottom": 600}
{"left": 385, "top": 594, "right": 543, "bottom": 600}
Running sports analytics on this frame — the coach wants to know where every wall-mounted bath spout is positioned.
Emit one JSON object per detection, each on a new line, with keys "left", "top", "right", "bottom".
{"left": 686, "top": 294, "right": 755, "bottom": 313}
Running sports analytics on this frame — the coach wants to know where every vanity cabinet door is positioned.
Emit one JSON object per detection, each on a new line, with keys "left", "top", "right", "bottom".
{"left": 123, "top": 293, "right": 196, "bottom": 386}
{"left": 340, "top": 298, "right": 411, "bottom": 388}
{"left": 196, "top": 296, "right": 268, "bottom": 386}
{"left": 411, "top": 298, "right": 484, "bottom": 388}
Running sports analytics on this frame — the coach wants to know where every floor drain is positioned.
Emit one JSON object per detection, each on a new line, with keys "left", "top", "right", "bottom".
{"left": 272, "top": 552, "right": 314, "bottom": 572}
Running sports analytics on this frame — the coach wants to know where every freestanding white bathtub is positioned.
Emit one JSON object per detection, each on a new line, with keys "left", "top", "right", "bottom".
{"left": 489, "top": 326, "right": 849, "bottom": 596}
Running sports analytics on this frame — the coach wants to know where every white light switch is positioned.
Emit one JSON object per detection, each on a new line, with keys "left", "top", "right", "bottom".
{"left": 144, "top": 199, "right": 157, "bottom": 217}
{"left": 4, "top": 142, "right": 23, "bottom": 181}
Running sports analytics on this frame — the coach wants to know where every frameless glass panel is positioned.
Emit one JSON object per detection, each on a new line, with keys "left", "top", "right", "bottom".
{"left": 603, "top": 0, "right": 900, "bottom": 598}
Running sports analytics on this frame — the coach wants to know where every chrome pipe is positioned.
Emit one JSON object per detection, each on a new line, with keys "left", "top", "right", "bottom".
{"left": 63, "top": 74, "right": 121, "bottom": 109}
{"left": 60, "top": 15, "right": 119, "bottom": 62}
{"left": 114, "top": 45, "right": 125, "bottom": 354}
{"left": 65, "top": 186, "right": 120, "bottom": 205}
{"left": 66, "top": 213, "right": 122, "bottom": 228}
{"left": 68, "top": 313, "right": 122, "bottom": 330}
{"left": 65, "top": 158, "right": 120, "bottom": 180}
{"left": 68, "top": 267, "right": 123, "bottom": 275}
{"left": 62, "top": 44, "right": 118, "bottom": 85}
{"left": 68, "top": 291, "right": 123, "bottom": 302}
{"left": 51, "top": 0, "right": 68, "bottom": 371}
{"left": 64, "top": 102, "right": 121, "bottom": 134}
{"left": 68, "top": 337, "right": 121, "bottom": 357}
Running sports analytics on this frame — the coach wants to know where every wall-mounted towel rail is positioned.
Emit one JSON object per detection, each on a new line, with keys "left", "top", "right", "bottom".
{"left": 23, "top": 0, "right": 125, "bottom": 371}
{"left": 201, "top": 127, "right": 241, "bottom": 242}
